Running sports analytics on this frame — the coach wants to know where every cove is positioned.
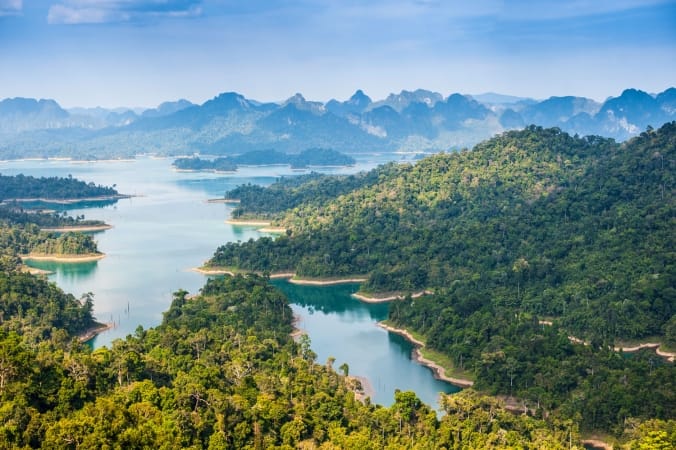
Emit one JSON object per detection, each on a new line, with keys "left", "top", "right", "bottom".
{"left": 273, "top": 280, "right": 460, "bottom": 407}
{"left": 2, "top": 156, "right": 458, "bottom": 408}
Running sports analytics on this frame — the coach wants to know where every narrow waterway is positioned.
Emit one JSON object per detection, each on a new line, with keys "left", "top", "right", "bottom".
{"left": 3, "top": 156, "right": 458, "bottom": 407}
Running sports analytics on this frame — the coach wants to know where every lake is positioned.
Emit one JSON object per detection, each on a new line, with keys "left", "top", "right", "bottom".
{"left": 1, "top": 155, "right": 458, "bottom": 408}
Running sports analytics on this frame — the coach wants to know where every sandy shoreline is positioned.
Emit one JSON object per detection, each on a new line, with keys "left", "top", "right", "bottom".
{"left": 225, "top": 219, "right": 272, "bottom": 226}
{"left": 41, "top": 224, "right": 112, "bottom": 233}
{"left": 258, "top": 226, "right": 287, "bottom": 233}
{"left": 22, "top": 253, "right": 106, "bottom": 263}
{"left": 348, "top": 375, "right": 375, "bottom": 403}
{"left": 207, "top": 198, "right": 240, "bottom": 203}
{"left": 21, "top": 265, "right": 55, "bottom": 275}
{"left": 191, "top": 267, "right": 237, "bottom": 276}
{"left": 542, "top": 321, "right": 675, "bottom": 363}
{"left": 352, "top": 289, "right": 432, "bottom": 303}
{"left": 378, "top": 322, "right": 474, "bottom": 388}
{"left": 288, "top": 277, "right": 367, "bottom": 286}
{"left": 78, "top": 322, "right": 114, "bottom": 343}
{"left": 614, "top": 342, "right": 675, "bottom": 362}
{"left": 290, "top": 313, "right": 306, "bottom": 340}
{"left": 192, "top": 268, "right": 365, "bottom": 286}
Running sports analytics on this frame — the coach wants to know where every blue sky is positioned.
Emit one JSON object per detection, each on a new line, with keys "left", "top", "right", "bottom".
{"left": 0, "top": 0, "right": 674, "bottom": 108}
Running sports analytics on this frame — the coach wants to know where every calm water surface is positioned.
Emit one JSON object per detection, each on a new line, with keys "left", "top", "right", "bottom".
{"left": 1, "top": 156, "right": 457, "bottom": 407}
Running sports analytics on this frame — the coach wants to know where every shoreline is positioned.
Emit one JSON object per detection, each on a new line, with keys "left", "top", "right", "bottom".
{"left": 22, "top": 253, "right": 106, "bottom": 263}
{"left": 225, "top": 219, "right": 272, "bottom": 226}
{"left": 258, "top": 226, "right": 287, "bottom": 233}
{"left": 2, "top": 194, "right": 132, "bottom": 205}
{"left": 351, "top": 289, "right": 433, "bottom": 303}
{"left": 614, "top": 342, "right": 675, "bottom": 363}
{"left": 40, "top": 224, "right": 113, "bottom": 233}
{"left": 291, "top": 312, "right": 374, "bottom": 403}
{"left": 288, "top": 277, "right": 367, "bottom": 286}
{"left": 347, "top": 375, "right": 375, "bottom": 403}
{"left": 378, "top": 322, "right": 475, "bottom": 388}
{"left": 290, "top": 313, "right": 306, "bottom": 340}
{"left": 207, "top": 198, "right": 240, "bottom": 204}
{"left": 192, "top": 268, "right": 365, "bottom": 286}
{"left": 78, "top": 321, "right": 114, "bottom": 343}
{"left": 542, "top": 321, "right": 675, "bottom": 363}
{"left": 21, "top": 265, "right": 55, "bottom": 275}
{"left": 191, "top": 267, "right": 237, "bottom": 276}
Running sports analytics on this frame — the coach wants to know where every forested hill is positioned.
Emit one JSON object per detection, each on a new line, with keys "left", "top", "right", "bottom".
{"left": 0, "top": 271, "right": 594, "bottom": 448}
{"left": 226, "top": 163, "right": 400, "bottom": 219}
{"left": 0, "top": 173, "right": 119, "bottom": 201}
{"left": 208, "top": 123, "right": 675, "bottom": 344}
{"left": 207, "top": 123, "right": 675, "bottom": 436}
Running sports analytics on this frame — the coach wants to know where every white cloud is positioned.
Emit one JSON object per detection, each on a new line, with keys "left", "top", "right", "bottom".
{"left": 47, "top": 0, "right": 202, "bottom": 24}
{"left": 0, "top": 0, "right": 22, "bottom": 16}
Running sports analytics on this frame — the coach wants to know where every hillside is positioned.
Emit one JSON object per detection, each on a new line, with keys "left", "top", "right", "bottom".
{"left": 0, "top": 268, "right": 592, "bottom": 448}
{"left": 224, "top": 163, "right": 399, "bottom": 219}
{"left": 210, "top": 123, "right": 675, "bottom": 341}
{"left": 207, "top": 123, "right": 675, "bottom": 435}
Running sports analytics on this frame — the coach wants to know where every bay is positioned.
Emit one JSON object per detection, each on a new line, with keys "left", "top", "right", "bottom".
{"left": 1, "top": 155, "right": 458, "bottom": 408}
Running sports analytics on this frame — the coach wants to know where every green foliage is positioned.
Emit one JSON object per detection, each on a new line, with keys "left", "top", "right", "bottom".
{"left": 173, "top": 148, "right": 355, "bottom": 174}
{"left": 0, "top": 204, "right": 105, "bottom": 228}
{"left": 209, "top": 123, "right": 675, "bottom": 342}
{"left": 0, "top": 272, "right": 582, "bottom": 448}
{"left": 0, "top": 269, "right": 95, "bottom": 340}
{"left": 173, "top": 156, "right": 237, "bottom": 172}
{"left": 0, "top": 222, "right": 101, "bottom": 257}
{"left": 206, "top": 123, "right": 676, "bottom": 436}
{"left": 222, "top": 162, "right": 398, "bottom": 220}
{"left": 0, "top": 173, "right": 118, "bottom": 201}
{"left": 30, "top": 232, "right": 99, "bottom": 256}
{"left": 622, "top": 419, "right": 676, "bottom": 450}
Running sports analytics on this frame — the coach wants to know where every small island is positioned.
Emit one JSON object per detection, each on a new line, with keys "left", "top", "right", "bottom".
{"left": 0, "top": 174, "right": 114, "bottom": 268}
{"left": 0, "top": 173, "right": 126, "bottom": 203}
{"left": 172, "top": 148, "right": 356, "bottom": 172}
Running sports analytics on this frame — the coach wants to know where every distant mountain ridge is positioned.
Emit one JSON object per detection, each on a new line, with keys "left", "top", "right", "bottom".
{"left": 0, "top": 87, "right": 674, "bottom": 159}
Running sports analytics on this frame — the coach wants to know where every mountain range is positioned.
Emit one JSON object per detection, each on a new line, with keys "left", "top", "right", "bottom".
{"left": 0, "top": 87, "right": 673, "bottom": 160}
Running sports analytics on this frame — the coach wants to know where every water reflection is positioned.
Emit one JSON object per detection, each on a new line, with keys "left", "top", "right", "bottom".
{"left": 17, "top": 199, "right": 120, "bottom": 210}
{"left": 273, "top": 281, "right": 388, "bottom": 321}
{"left": 25, "top": 260, "right": 99, "bottom": 285}
{"left": 274, "top": 280, "right": 459, "bottom": 407}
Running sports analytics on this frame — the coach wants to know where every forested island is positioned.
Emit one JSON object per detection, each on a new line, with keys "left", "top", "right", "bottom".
{"left": 173, "top": 148, "right": 356, "bottom": 173}
{"left": 0, "top": 203, "right": 107, "bottom": 229}
{"left": 205, "top": 123, "right": 676, "bottom": 441}
{"left": 0, "top": 175, "right": 115, "bottom": 262}
{"left": 0, "top": 173, "right": 123, "bottom": 203}
{"left": 0, "top": 215, "right": 104, "bottom": 263}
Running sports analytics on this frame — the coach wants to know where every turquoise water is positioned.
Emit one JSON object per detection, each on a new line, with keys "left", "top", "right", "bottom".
{"left": 274, "top": 281, "right": 459, "bottom": 406}
{"left": 1, "top": 156, "right": 458, "bottom": 407}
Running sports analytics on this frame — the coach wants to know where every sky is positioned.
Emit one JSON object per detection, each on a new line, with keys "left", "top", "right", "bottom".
{"left": 0, "top": 0, "right": 674, "bottom": 108}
